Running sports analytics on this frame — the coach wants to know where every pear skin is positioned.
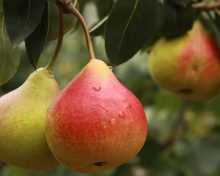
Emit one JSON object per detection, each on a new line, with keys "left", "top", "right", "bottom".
{"left": 148, "top": 21, "right": 220, "bottom": 101}
{"left": 0, "top": 68, "right": 59, "bottom": 171}
{"left": 46, "top": 59, "right": 147, "bottom": 173}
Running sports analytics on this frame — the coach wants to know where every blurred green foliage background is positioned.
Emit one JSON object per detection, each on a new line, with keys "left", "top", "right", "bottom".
{"left": 1, "top": 2, "right": 220, "bottom": 176}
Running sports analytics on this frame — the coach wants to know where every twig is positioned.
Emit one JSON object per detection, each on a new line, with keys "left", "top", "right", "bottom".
{"left": 192, "top": 1, "right": 220, "bottom": 10}
{"left": 46, "top": 0, "right": 65, "bottom": 71}
{"left": 55, "top": 0, "right": 96, "bottom": 60}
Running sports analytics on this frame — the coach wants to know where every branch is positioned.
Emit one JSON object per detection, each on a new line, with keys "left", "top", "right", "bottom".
{"left": 192, "top": 1, "right": 220, "bottom": 10}
{"left": 46, "top": 0, "right": 65, "bottom": 71}
{"left": 55, "top": 0, "right": 96, "bottom": 60}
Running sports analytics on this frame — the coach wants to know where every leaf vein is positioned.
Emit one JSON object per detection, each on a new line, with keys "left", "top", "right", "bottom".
{"left": 116, "top": 0, "right": 140, "bottom": 60}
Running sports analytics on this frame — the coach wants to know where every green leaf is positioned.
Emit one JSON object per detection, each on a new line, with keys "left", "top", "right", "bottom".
{"left": 216, "top": 12, "right": 220, "bottom": 28}
{"left": 168, "top": 0, "right": 193, "bottom": 7}
{"left": 139, "top": 137, "right": 161, "bottom": 167}
{"left": 0, "top": 14, "right": 20, "bottom": 86}
{"left": 105, "top": 0, "right": 160, "bottom": 66}
{"left": 89, "top": 16, "right": 108, "bottom": 36}
{"left": 3, "top": 0, "right": 47, "bottom": 46}
{"left": 94, "top": 0, "right": 114, "bottom": 19}
{"left": 214, "top": 12, "right": 220, "bottom": 50}
{"left": 114, "top": 164, "right": 133, "bottom": 176}
{"left": 199, "top": 13, "right": 220, "bottom": 53}
{"left": 0, "top": 0, "right": 3, "bottom": 13}
{"left": 160, "top": 1, "right": 196, "bottom": 39}
{"left": 25, "top": 1, "right": 48, "bottom": 69}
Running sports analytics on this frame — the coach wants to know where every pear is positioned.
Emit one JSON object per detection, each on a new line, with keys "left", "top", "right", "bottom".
{"left": 148, "top": 21, "right": 220, "bottom": 101}
{"left": 0, "top": 68, "right": 59, "bottom": 171}
{"left": 46, "top": 59, "right": 147, "bottom": 173}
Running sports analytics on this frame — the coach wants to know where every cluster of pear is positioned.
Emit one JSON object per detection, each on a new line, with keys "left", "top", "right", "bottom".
{"left": 0, "top": 59, "right": 148, "bottom": 173}
{"left": 148, "top": 21, "right": 220, "bottom": 101}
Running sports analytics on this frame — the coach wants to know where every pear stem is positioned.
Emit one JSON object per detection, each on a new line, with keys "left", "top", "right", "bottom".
{"left": 55, "top": 0, "right": 96, "bottom": 60}
{"left": 46, "top": 0, "right": 65, "bottom": 72}
{"left": 192, "top": 1, "right": 220, "bottom": 10}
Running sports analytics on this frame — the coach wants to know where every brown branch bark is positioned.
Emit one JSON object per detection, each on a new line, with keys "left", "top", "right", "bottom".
{"left": 46, "top": 0, "right": 65, "bottom": 71}
{"left": 192, "top": 1, "right": 220, "bottom": 10}
{"left": 55, "top": 0, "right": 96, "bottom": 60}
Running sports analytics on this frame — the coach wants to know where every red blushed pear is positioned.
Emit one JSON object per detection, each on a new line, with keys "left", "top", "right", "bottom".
{"left": 148, "top": 21, "right": 220, "bottom": 101}
{"left": 46, "top": 59, "right": 147, "bottom": 173}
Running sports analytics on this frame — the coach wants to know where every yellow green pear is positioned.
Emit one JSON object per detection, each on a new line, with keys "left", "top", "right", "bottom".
{"left": 0, "top": 68, "right": 59, "bottom": 171}
{"left": 148, "top": 21, "right": 220, "bottom": 101}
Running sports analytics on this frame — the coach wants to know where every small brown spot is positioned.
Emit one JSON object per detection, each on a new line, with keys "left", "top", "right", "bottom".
{"left": 192, "top": 63, "right": 199, "bottom": 71}
{"left": 178, "top": 88, "right": 193, "bottom": 95}
{"left": 93, "top": 162, "right": 106, "bottom": 167}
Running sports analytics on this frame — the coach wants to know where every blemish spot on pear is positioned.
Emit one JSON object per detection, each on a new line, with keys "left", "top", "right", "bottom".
{"left": 127, "top": 104, "right": 132, "bottom": 109}
{"left": 178, "top": 88, "right": 193, "bottom": 95}
{"left": 192, "top": 63, "right": 199, "bottom": 72}
{"left": 93, "top": 162, "right": 106, "bottom": 167}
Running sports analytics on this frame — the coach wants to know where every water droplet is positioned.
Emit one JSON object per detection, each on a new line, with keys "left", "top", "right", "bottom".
{"left": 93, "top": 86, "right": 102, "bottom": 91}
{"left": 110, "top": 118, "right": 116, "bottom": 125}
{"left": 119, "top": 111, "right": 125, "bottom": 118}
